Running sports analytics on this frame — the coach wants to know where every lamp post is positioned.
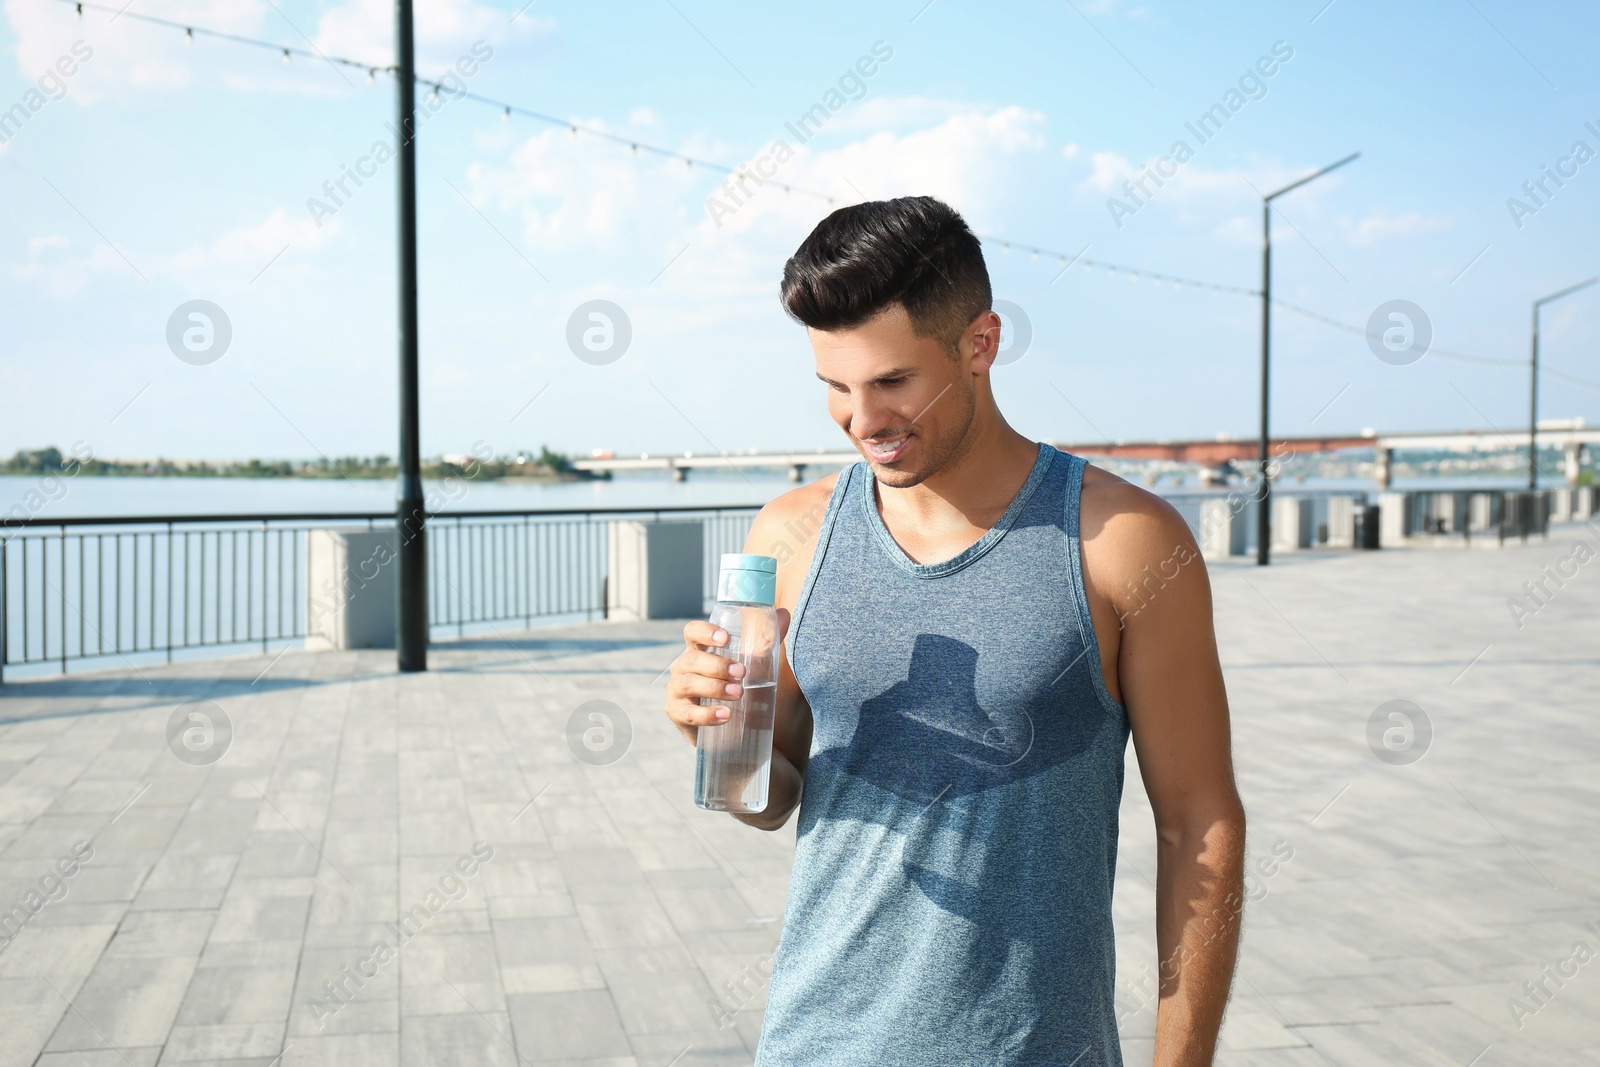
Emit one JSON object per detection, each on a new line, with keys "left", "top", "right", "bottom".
{"left": 395, "top": 0, "right": 427, "bottom": 671}
{"left": 1257, "top": 152, "right": 1359, "bottom": 566}
{"left": 1529, "top": 277, "right": 1598, "bottom": 489}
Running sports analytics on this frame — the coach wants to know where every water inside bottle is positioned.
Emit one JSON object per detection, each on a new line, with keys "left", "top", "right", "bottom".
{"left": 695, "top": 679, "right": 777, "bottom": 813}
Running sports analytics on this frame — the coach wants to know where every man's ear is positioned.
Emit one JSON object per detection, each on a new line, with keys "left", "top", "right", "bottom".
{"left": 967, "top": 310, "right": 1003, "bottom": 371}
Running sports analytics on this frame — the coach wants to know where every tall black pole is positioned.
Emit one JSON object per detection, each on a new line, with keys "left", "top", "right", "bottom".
{"left": 1257, "top": 201, "right": 1271, "bottom": 566}
{"left": 1528, "top": 306, "right": 1539, "bottom": 490}
{"left": 395, "top": 0, "right": 427, "bottom": 672}
{"left": 1253, "top": 152, "right": 1359, "bottom": 566}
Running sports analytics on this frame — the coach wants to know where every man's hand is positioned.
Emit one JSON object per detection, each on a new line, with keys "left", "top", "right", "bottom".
{"left": 663, "top": 612, "right": 791, "bottom": 746}
{"left": 663, "top": 476, "right": 828, "bottom": 831}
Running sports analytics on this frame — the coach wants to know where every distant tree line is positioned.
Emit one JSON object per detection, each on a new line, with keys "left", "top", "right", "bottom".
{"left": 2, "top": 446, "right": 596, "bottom": 480}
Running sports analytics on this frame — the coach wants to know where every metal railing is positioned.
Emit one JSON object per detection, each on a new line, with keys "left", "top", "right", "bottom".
{"left": 424, "top": 508, "right": 757, "bottom": 637}
{"left": 1, "top": 505, "right": 760, "bottom": 679}
{"left": 1161, "top": 487, "right": 1372, "bottom": 553}
{"left": 5, "top": 484, "right": 1580, "bottom": 678}
{"left": 1393, "top": 488, "right": 1553, "bottom": 542}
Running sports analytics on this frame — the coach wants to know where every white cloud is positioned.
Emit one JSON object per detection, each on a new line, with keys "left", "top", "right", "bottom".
{"left": 483, "top": 100, "right": 1043, "bottom": 235}
{"left": 2, "top": 0, "right": 545, "bottom": 103}
{"left": 442, "top": 103, "right": 1055, "bottom": 370}
{"left": 1340, "top": 210, "right": 1453, "bottom": 246}
{"left": 8, "top": 233, "right": 129, "bottom": 295}
{"left": 465, "top": 116, "right": 700, "bottom": 251}
{"left": 823, "top": 95, "right": 990, "bottom": 135}
{"left": 169, "top": 206, "right": 336, "bottom": 275}
{"left": 311, "top": 0, "right": 550, "bottom": 73}
{"left": 779, "top": 105, "right": 1049, "bottom": 213}
{"left": 466, "top": 104, "right": 1050, "bottom": 259}
{"left": 1082, "top": 150, "right": 1137, "bottom": 192}
{"left": 10, "top": 208, "right": 338, "bottom": 296}
{"left": 3, "top": 0, "right": 311, "bottom": 103}
{"left": 1211, "top": 215, "right": 1255, "bottom": 245}
{"left": 1076, "top": 149, "right": 1347, "bottom": 210}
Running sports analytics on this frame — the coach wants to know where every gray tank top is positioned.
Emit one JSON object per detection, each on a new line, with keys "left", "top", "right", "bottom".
{"left": 755, "top": 442, "right": 1130, "bottom": 1067}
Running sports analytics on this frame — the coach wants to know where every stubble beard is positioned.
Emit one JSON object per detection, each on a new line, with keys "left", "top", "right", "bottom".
{"left": 866, "top": 381, "right": 977, "bottom": 490}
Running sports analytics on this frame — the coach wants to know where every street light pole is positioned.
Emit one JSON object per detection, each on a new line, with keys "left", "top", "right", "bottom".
{"left": 1257, "top": 152, "right": 1359, "bottom": 566}
{"left": 1258, "top": 199, "right": 1271, "bottom": 566}
{"left": 395, "top": 0, "right": 427, "bottom": 672}
{"left": 1529, "top": 276, "right": 1598, "bottom": 489}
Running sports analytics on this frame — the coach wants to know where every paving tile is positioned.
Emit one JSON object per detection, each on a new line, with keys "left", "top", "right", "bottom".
{"left": 627, "top": 1030, "right": 753, "bottom": 1067}
{"left": 173, "top": 957, "right": 298, "bottom": 1027}
{"left": 279, "top": 1032, "right": 399, "bottom": 1067}
{"left": 103, "top": 910, "right": 215, "bottom": 959}
{"left": 0, "top": 977, "right": 74, "bottom": 1067}
{"left": 36, "top": 1048, "right": 162, "bottom": 1066}
{"left": 400, "top": 1011, "right": 522, "bottom": 1067}
{"left": 0, "top": 922, "right": 118, "bottom": 993}
{"left": 399, "top": 930, "right": 505, "bottom": 1016}
{"left": 494, "top": 916, "right": 605, "bottom": 995}
{"left": 158, "top": 1021, "right": 284, "bottom": 1061}
{"left": 43, "top": 956, "right": 198, "bottom": 1051}
{"left": 606, "top": 968, "right": 721, "bottom": 1036}
{"left": 506, "top": 990, "right": 633, "bottom": 1061}
{"left": 208, "top": 885, "right": 312, "bottom": 943}
{"left": 1218, "top": 1009, "right": 1308, "bottom": 1052}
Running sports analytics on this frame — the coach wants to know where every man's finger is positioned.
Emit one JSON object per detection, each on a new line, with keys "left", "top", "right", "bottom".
{"left": 667, "top": 698, "right": 732, "bottom": 728}
{"left": 675, "top": 647, "right": 744, "bottom": 681}
{"left": 683, "top": 619, "right": 729, "bottom": 651}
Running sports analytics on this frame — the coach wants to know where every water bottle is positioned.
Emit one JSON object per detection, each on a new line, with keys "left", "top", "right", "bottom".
{"left": 694, "top": 553, "right": 779, "bottom": 813}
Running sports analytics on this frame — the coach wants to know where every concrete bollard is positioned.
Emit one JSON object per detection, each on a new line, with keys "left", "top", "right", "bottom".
{"left": 1577, "top": 487, "right": 1596, "bottom": 521}
{"left": 1430, "top": 492, "right": 1458, "bottom": 534}
{"left": 306, "top": 528, "right": 398, "bottom": 651}
{"left": 1326, "top": 497, "right": 1357, "bottom": 547}
{"left": 1272, "top": 497, "right": 1313, "bottom": 551}
{"left": 606, "top": 520, "right": 704, "bottom": 621}
{"left": 1379, "top": 492, "right": 1410, "bottom": 546}
{"left": 1551, "top": 488, "right": 1573, "bottom": 523}
{"left": 1198, "top": 499, "right": 1247, "bottom": 561}
{"left": 1469, "top": 493, "right": 1494, "bottom": 532}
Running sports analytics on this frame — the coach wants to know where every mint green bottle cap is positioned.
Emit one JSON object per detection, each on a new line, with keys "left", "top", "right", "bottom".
{"left": 716, "top": 553, "right": 777, "bottom": 606}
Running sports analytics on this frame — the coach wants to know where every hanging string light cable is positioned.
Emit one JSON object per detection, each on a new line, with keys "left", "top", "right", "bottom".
{"left": 59, "top": 0, "right": 377, "bottom": 73}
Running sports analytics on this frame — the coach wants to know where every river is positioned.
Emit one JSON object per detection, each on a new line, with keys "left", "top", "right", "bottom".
{"left": 1, "top": 463, "right": 1554, "bottom": 522}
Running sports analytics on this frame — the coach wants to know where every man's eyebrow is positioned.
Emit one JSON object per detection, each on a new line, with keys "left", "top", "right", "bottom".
{"left": 815, "top": 367, "right": 917, "bottom": 387}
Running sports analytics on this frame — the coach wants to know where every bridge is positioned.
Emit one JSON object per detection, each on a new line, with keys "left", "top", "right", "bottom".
{"left": 572, "top": 422, "right": 1599, "bottom": 486}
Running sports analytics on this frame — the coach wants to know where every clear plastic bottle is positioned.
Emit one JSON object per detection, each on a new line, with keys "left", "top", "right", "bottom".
{"left": 694, "top": 553, "right": 779, "bottom": 813}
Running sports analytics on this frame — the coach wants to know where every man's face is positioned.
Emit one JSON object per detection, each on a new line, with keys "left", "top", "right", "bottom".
{"left": 810, "top": 304, "right": 998, "bottom": 488}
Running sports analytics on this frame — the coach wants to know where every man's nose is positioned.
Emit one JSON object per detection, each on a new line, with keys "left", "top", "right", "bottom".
{"left": 847, "top": 394, "right": 893, "bottom": 439}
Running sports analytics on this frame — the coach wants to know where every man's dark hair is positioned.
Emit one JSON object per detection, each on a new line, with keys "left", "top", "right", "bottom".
{"left": 780, "top": 196, "right": 991, "bottom": 353}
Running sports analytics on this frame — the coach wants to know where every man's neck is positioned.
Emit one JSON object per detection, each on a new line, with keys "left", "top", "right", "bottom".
{"left": 876, "top": 418, "right": 1041, "bottom": 536}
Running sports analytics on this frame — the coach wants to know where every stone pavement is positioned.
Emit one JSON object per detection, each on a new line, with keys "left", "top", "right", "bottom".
{"left": 0, "top": 524, "right": 1597, "bottom": 1066}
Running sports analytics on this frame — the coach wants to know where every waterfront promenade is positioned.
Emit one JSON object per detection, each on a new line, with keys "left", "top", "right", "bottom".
{"left": 0, "top": 527, "right": 1596, "bottom": 1065}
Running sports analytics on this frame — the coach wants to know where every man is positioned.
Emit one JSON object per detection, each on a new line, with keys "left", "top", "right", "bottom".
{"left": 664, "top": 196, "right": 1244, "bottom": 1066}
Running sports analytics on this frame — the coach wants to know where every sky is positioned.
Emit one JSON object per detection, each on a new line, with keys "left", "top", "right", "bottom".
{"left": 2, "top": 0, "right": 1598, "bottom": 463}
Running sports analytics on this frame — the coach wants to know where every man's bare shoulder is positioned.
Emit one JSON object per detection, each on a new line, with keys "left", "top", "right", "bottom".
{"left": 1080, "top": 462, "right": 1191, "bottom": 535}
{"left": 745, "top": 471, "right": 842, "bottom": 578}
{"left": 1079, "top": 462, "right": 1205, "bottom": 603}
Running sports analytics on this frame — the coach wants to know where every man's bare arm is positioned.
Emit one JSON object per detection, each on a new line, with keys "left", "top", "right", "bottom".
{"left": 1085, "top": 479, "right": 1246, "bottom": 1066}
